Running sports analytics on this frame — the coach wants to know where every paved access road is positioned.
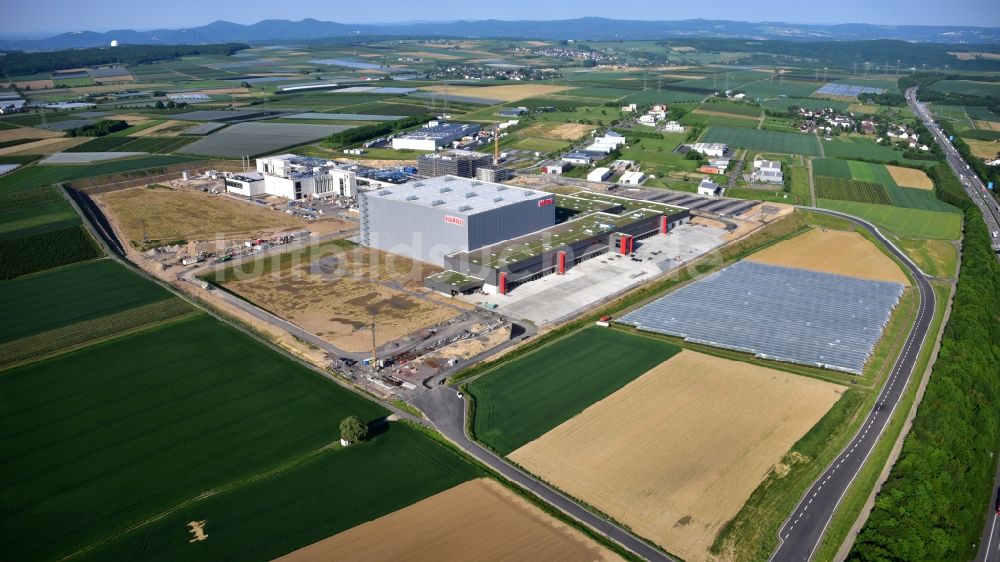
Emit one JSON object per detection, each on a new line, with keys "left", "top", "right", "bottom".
{"left": 976, "top": 457, "right": 1000, "bottom": 562}
{"left": 907, "top": 86, "right": 1000, "bottom": 256}
{"left": 412, "top": 386, "right": 674, "bottom": 562}
{"left": 770, "top": 208, "right": 937, "bottom": 562}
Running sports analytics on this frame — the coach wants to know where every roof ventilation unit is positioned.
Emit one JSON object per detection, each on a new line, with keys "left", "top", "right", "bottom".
{"left": 431, "top": 199, "right": 445, "bottom": 206}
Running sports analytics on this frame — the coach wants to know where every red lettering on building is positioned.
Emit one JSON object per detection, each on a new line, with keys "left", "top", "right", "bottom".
{"left": 444, "top": 215, "right": 465, "bottom": 226}
{"left": 537, "top": 198, "right": 554, "bottom": 207}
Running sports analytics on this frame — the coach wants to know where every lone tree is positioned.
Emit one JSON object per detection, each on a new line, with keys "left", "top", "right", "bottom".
{"left": 339, "top": 416, "right": 368, "bottom": 446}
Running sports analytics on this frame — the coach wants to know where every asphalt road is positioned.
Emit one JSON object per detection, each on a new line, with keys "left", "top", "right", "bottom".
{"left": 412, "top": 386, "right": 674, "bottom": 562}
{"left": 770, "top": 208, "right": 937, "bottom": 562}
{"left": 976, "top": 457, "right": 1000, "bottom": 562}
{"left": 906, "top": 86, "right": 1000, "bottom": 255}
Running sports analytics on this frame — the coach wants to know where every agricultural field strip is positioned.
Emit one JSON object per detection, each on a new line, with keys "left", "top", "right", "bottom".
{"left": 0, "top": 299, "right": 195, "bottom": 370}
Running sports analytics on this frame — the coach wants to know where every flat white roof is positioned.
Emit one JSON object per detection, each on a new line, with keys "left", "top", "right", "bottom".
{"left": 367, "top": 175, "right": 546, "bottom": 215}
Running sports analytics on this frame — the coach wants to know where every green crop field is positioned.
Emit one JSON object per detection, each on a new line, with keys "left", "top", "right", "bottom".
{"left": 0, "top": 259, "right": 173, "bottom": 343}
{"left": 818, "top": 199, "right": 963, "bottom": 239}
{"left": 83, "top": 423, "right": 481, "bottom": 561}
{"left": 468, "top": 327, "right": 680, "bottom": 455}
{"left": 0, "top": 156, "right": 201, "bottom": 193}
{"left": 810, "top": 158, "right": 955, "bottom": 212}
{"left": 697, "top": 101, "right": 764, "bottom": 117}
{"left": 929, "top": 80, "right": 1000, "bottom": 98}
{"left": 0, "top": 226, "right": 101, "bottom": 279}
{"left": 815, "top": 176, "right": 893, "bottom": 205}
{"left": 700, "top": 126, "right": 822, "bottom": 156}
{"left": 0, "top": 314, "right": 387, "bottom": 562}
{"left": 0, "top": 184, "right": 80, "bottom": 239}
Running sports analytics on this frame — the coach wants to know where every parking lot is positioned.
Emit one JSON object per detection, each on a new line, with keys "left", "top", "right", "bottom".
{"left": 463, "top": 223, "right": 728, "bottom": 325}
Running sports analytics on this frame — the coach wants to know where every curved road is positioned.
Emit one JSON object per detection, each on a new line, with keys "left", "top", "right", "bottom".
{"left": 770, "top": 208, "right": 937, "bottom": 562}
{"left": 412, "top": 386, "right": 674, "bottom": 562}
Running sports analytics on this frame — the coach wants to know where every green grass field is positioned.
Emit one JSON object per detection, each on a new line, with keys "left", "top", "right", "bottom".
{"left": 82, "top": 423, "right": 481, "bottom": 561}
{"left": 818, "top": 199, "right": 963, "bottom": 240}
{"left": 821, "top": 136, "right": 928, "bottom": 166}
{"left": 929, "top": 80, "right": 1000, "bottom": 98}
{"left": 815, "top": 176, "right": 893, "bottom": 205}
{"left": 0, "top": 259, "right": 173, "bottom": 343}
{"left": 700, "top": 126, "right": 822, "bottom": 156}
{"left": 0, "top": 314, "right": 387, "bottom": 562}
{"left": 811, "top": 158, "right": 956, "bottom": 212}
{"left": 468, "top": 327, "right": 680, "bottom": 455}
{"left": 697, "top": 101, "right": 763, "bottom": 117}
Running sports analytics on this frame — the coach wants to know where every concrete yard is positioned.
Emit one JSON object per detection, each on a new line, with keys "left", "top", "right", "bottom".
{"left": 462, "top": 223, "right": 727, "bottom": 325}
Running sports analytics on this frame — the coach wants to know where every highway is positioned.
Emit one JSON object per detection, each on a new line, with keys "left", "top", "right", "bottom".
{"left": 770, "top": 208, "right": 937, "bottom": 562}
{"left": 412, "top": 386, "right": 675, "bottom": 562}
{"left": 976, "top": 457, "right": 1000, "bottom": 562}
{"left": 906, "top": 86, "right": 1000, "bottom": 255}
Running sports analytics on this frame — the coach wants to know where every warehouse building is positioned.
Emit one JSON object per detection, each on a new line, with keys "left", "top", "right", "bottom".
{"left": 587, "top": 167, "right": 612, "bottom": 182}
{"left": 417, "top": 149, "right": 492, "bottom": 178}
{"left": 751, "top": 159, "right": 783, "bottom": 184}
{"left": 690, "top": 142, "right": 729, "bottom": 157}
{"left": 225, "top": 154, "right": 357, "bottom": 199}
{"left": 391, "top": 122, "right": 481, "bottom": 151}
{"left": 428, "top": 192, "right": 690, "bottom": 295}
{"left": 359, "top": 175, "right": 556, "bottom": 267}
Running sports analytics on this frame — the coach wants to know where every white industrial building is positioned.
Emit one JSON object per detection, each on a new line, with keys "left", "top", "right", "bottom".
{"left": 224, "top": 154, "right": 357, "bottom": 200}
{"left": 167, "top": 93, "right": 211, "bottom": 103}
{"left": 690, "top": 143, "right": 728, "bottom": 157}
{"left": 391, "top": 122, "right": 481, "bottom": 151}
{"left": 751, "top": 159, "right": 783, "bottom": 184}
{"left": 585, "top": 131, "right": 626, "bottom": 154}
{"left": 697, "top": 178, "right": 722, "bottom": 196}
{"left": 587, "top": 167, "right": 612, "bottom": 182}
{"left": 543, "top": 161, "right": 572, "bottom": 174}
{"left": 618, "top": 170, "right": 645, "bottom": 185}
{"left": 663, "top": 121, "right": 684, "bottom": 132}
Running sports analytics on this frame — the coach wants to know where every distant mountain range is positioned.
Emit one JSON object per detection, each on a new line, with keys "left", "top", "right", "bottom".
{"left": 3, "top": 17, "right": 999, "bottom": 51}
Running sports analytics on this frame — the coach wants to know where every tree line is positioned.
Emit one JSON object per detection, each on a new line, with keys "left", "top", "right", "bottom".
{"left": 0, "top": 43, "right": 247, "bottom": 77}
{"left": 326, "top": 114, "right": 433, "bottom": 148}
{"left": 848, "top": 163, "right": 1000, "bottom": 561}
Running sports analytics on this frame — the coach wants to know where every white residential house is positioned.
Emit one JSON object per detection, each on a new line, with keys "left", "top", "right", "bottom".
{"left": 663, "top": 121, "right": 684, "bottom": 132}
{"left": 697, "top": 178, "right": 722, "bottom": 197}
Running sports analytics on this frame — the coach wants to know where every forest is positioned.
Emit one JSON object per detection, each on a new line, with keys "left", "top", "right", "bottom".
{"left": 0, "top": 43, "right": 247, "bottom": 77}
{"left": 848, "top": 164, "right": 1000, "bottom": 561}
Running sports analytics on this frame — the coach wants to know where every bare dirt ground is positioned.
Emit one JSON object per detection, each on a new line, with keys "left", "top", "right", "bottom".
{"left": 225, "top": 244, "right": 461, "bottom": 353}
{"left": 0, "top": 137, "right": 88, "bottom": 155}
{"left": 885, "top": 165, "right": 934, "bottom": 190}
{"left": 746, "top": 227, "right": 910, "bottom": 285}
{"left": 96, "top": 187, "right": 315, "bottom": 242}
{"left": 519, "top": 122, "right": 596, "bottom": 141}
{"left": 421, "top": 84, "right": 573, "bottom": 102}
{"left": 0, "top": 127, "right": 63, "bottom": 142}
{"left": 509, "top": 350, "right": 844, "bottom": 561}
{"left": 275, "top": 478, "right": 615, "bottom": 562}
{"left": 693, "top": 109, "right": 759, "bottom": 120}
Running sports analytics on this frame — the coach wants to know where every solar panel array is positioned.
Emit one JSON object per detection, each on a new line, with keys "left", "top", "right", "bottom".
{"left": 815, "top": 83, "right": 886, "bottom": 97}
{"left": 618, "top": 261, "right": 904, "bottom": 374}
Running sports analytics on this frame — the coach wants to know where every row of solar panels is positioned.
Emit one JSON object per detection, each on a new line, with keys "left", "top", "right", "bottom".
{"left": 644, "top": 191, "right": 758, "bottom": 217}
{"left": 618, "top": 261, "right": 904, "bottom": 374}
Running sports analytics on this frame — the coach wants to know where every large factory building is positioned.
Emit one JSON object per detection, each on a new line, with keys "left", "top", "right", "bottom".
{"left": 358, "top": 175, "right": 556, "bottom": 266}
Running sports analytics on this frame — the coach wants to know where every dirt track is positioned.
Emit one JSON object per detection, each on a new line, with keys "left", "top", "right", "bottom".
{"left": 746, "top": 228, "right": 910, "bottom": 285}
{"left": 509, "top": 350, "right": 844, "bottom": 561}
{"left": 275, "top": 478, "right": 615, "bottom": 562}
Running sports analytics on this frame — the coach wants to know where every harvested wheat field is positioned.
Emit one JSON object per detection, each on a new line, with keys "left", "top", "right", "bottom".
{"left": 2, "top": 79, "right": 55, "bottom": 90}
{"left": 964, "top": 138, "right": 1000, "bottom": 160}
{"left": 0, "top": 127, "right": 63, "bottom": 142}
{"left": 422, "top": 84, "right": 572, "bottom": 102}
{"left": 949, "top": 51, "right": 1000, "bottom": 61}
{"left": 509, "top": 350, "right": 844, "bottom": 561}
{"left": 97, "top": 186, "right": 312, "bottom": 242}
{"left": 886, "top": 165, "right": 934, "bottom": 189}
{"left": 225, "top": 243, "right": 459, "bottom": 352}
{"left": 0, "top": 137, "right": 88, "bottom": 155}
{"left": 129, "top": 119, "right": 186, "bottom": 137}
{"left": 277, "top": 478, "right": 614, "bottom": 562}
{"left": 746, "top": 228, "right": 909, "bottom": 285}
{"left": 693, "top": 109, "right": 758, "bottom": 120}
{"left": 975, "top": 120, "right": 1000, "bottom": 132}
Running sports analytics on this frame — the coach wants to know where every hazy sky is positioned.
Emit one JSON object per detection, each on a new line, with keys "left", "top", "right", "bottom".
{"left": 3, "top": 0, "right": 999, "bottom": 36}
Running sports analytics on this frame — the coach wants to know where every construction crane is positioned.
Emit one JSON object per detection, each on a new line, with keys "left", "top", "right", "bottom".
{"left": 493, "top": 129, "right": 500, "bottom": 166}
